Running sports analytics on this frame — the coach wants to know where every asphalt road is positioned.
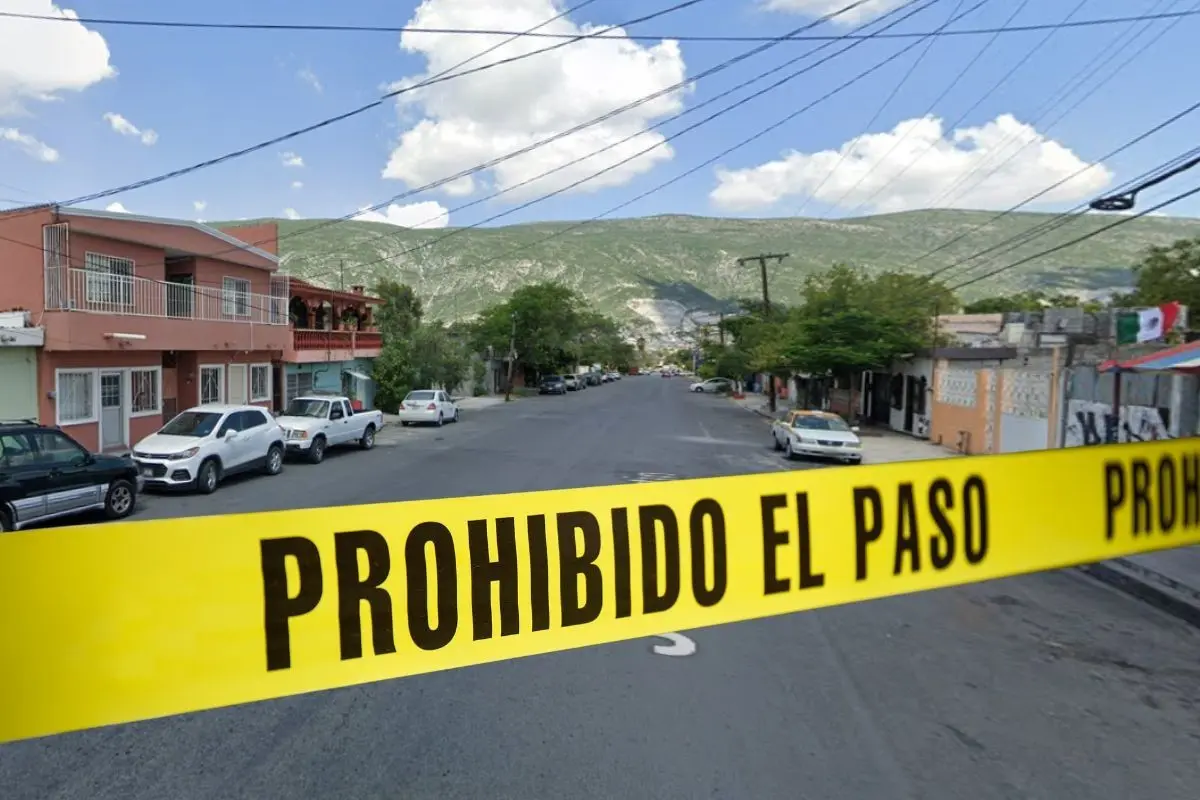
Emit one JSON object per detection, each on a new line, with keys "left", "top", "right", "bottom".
{"left": 4, "top": 377, "right": 1200, "bottom": 799}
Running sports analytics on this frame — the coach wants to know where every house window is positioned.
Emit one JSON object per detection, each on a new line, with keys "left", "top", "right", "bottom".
{"left": 222, "top": 277, "right": 251, "bottom": 318}
{"left": 200, "top": 365, "right": 224, "bottom": 404}
{"left": 84, "top": 253, "right": 134, "bottom": 308}
{"left": 130, "top": 368, "right": 161, "bottom": 415}
{"left": 56, "top": 370, "right": 96, "bottom": 424}
{"left": 250, "top": 364, "right": 271, "bottom": 402}
{"left": 285, "top": 371, "right": 313, "bottom": 406}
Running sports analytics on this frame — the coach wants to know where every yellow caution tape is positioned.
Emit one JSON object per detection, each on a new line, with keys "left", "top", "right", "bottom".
{"left": 2, "top": 439, "right": 1198, "bottom": 743}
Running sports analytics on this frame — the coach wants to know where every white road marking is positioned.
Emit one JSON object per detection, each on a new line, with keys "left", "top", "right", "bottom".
{"left": 697, "top": 419, "right": 714, "bottom": 440}
{"left": 653, "top": 633, "right": 697, "bottom": 657}
{"left": 623, "top": 472, "right": 698, "bottom": 657}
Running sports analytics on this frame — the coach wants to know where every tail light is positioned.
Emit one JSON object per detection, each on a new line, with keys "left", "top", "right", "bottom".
{"left": 426, "top": 402, "right": 437, "bottom": 410}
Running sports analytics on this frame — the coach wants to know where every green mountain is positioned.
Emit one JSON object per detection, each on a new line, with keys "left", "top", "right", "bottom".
{"left": 218, "top": 210, "right": 1200, "bottom": 341}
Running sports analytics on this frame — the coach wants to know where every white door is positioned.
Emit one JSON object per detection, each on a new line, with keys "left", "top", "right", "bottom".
{"left": 99, "top": 371, "right": 126, "bottom": 450}
{"left": 438, "top": 391, "right": 456, "bottom": 419}
{"left": 228, "top": 364, "right": 249, "bottom": 404}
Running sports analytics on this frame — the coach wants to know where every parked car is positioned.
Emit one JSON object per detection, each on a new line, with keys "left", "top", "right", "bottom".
{"left": 277, "top": 395, "right": 384, "bottom": 464}
{"left": 397, "top": 390, "right": 459, "bottom": 426}
{"left": 690, "top": 377, "right": 732, "bottom": 394}
{"left": 607, "top": 371, "right": 622, "bottom": 381}
{"left": 770, "top": 409, "right": 863, "bottom": 464}
{"left": 563, "top": 375, "right": 581, "bottom": 391}
{"left": 0, "top": 420, "right": 141, "bottom": 532}
{"left": 539, "top": 375, "right": 568, "bottom": 395}
{"left": 585, "top": 372, "right": 602, "bottom": 386}
{"left": 132, "top": 404, "right": 285, "bottom": 494}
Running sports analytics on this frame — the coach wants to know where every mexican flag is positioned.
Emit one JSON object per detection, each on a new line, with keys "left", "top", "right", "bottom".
{"left": 1115, "top": 301, "right": 1181, "bottom": 345}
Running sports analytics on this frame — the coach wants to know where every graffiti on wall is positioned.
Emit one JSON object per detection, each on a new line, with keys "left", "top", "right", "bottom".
{"left": 1063, "top": 400, "right": 1172, "bottom": 446}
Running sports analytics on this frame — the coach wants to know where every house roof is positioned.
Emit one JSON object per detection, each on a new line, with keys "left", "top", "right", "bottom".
{"left": 55, "top": 206, "right": 279, "bottom": 268}
{"left": 288, "top": 277, "right": 383, "bottom": 304}
{"left": 1099, "top": 339, "right": 1200, "bottom": 373}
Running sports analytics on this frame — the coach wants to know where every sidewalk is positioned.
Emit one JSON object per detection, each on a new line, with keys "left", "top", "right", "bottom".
{"left": 729, "top": 392, "right": 1200, "bottom": 625}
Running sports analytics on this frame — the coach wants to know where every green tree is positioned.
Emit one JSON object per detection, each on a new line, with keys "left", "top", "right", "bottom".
{"left": 372, "top": 342, "right": 415, "bottom": 413}
{"left": 374, "top": 279, "right": 423, "bottom": 342}
{"left": 962, "top": 290, "right": 1097, "bottom": 314}
{"left": 1127, "top": 237, "right": 1200, "bottom": 317}
{"left": 471, "top": 282, "right": 582, "bottom": 375}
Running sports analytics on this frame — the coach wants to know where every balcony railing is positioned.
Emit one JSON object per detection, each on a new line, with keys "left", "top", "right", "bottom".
{"left": 293, "top": 329, "right": 383, "bottom": 351}
{"left": 44, "top": 267, "right": 288, "bottom": 325}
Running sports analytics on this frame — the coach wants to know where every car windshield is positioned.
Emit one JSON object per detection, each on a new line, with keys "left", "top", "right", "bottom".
{"left": 285, "top": 399, "right": 330, "bottom": 418}
{"left": 159, "top": 411, "right": 223, "bottom": 437}
{"left": 792, "top": 415, "right": 851, "bottom": 432}
{"left": 544, "top": 376, "right": 562, "bottom": 382}
{"left": 407, "top": 391, "right": 436, "bottom": 402}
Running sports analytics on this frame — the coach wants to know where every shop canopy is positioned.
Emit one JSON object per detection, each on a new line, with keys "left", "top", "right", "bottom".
{"left": 1098, "top": 339, "right": 1200, "bottom": 374}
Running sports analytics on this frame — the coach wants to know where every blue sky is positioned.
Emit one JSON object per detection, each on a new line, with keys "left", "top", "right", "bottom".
{"left": 1, "top": 0, "right": 1198, "bottom": 229}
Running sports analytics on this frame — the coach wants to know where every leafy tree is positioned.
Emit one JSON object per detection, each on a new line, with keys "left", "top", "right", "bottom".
{"left": 374, "top": 279, "right": 423, "bottom": 342}
{"left": 471, "top": 282, "right": 581, "bottom": 375}
{"left": 372, "top": 342, "right": 415, "bottom": 413}
{"left": 1127, "top": 237, "right": 1200, "bottom": 317}
{"left": 962, "top": 290, "right": 1098, "bottom": 314}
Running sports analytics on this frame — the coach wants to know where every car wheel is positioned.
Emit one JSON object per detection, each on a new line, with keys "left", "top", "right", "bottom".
{"left": 0, "top": 508, "right": 13, "bottom": 532}
{"left": 436, "top": 413, "right": 443, "bottom": 427}
{"left": 360, "top": 426, "right": 376, "bottom": 450}
{"left": 401, "top": 421, "right": 411, "bottom": 427}
{"left": 693, "top": 386, "right": 703, "bottom": 393}
{"left": 772, "top": 433, "right": 783, "bottom": 451}
{"left": 196, "top": 459, "right": 221, "bottom": 494}
{"left": 453, "top": 408, "right": 460, "bottom": 423}
{"left": 784, "top": 440, "right": 794, "bottom": 460}
{"left": 264, "top": 444, "right": 284, "bottom": 475}
{"left": 104, "top": 479, "right": 137, "bottom": 520}
{"left": 307, "top": 436, "right": 326, "bottom": 464}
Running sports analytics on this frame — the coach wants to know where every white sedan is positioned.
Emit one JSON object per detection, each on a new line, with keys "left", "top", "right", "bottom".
{"left": 690, "top": 377, "right": 732, "bottom": 393}
{"left": 397, "top": 389, "right": 459, "bottom": 426}
{"left": 771, "top": 409, "right": 863, "bottom": 464}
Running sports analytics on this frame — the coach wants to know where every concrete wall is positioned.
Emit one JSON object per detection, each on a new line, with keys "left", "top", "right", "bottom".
{"left": 1060, "top": 364, "right": 1194, "bottom": 446}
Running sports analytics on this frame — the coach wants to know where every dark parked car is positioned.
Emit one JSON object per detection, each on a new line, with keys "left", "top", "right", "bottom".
{"left": 540, "top": 375, "right": 567, "bottom": 395}
{"left": 0, "top": 420, "right": 141, "bottom": 532}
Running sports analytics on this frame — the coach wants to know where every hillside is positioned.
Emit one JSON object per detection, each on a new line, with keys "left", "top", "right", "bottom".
{"left": 218, "top": 210, "right": 1200, "bottom": 341}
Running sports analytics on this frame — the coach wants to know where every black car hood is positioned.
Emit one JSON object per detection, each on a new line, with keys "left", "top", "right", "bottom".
{"left": 93, "top": 454, "right": 135, "bottom": 470}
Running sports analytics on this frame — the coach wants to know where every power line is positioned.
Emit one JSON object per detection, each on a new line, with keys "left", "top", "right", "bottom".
{"left": 946, "top": 184, "right": 1200, "bottom": 293}
{"left": 790, "top": 0, "right": 969, "bottom": 219}
{"left": 314, "top": 0, "right": 988, "bottom": 304}
{"left": 5, "top": 8, "right": 1199, "bottom": 40}
{"left": 924, "top": 142, "right": 1200, "bottom": 288}
{"left": 1, "top": 0, "right": 887, "bottom": 280}
{"left": 287, "top": 0, "right": 948, "bottom": 276}
{"left": 928, "top": 0, "right": 1195, "bottom": 211}
{"left": 841, "top": 0, "right": 1089, "bottom": 218}
{"left": 1, "top": 0, "right": 705, "bottom": 217}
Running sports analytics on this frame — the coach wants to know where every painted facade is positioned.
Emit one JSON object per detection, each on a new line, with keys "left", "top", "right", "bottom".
{"left": 0, "top": 206, "right": 288, "bottom": 452}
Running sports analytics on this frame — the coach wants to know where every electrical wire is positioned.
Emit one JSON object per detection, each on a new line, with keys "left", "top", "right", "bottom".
{"left": 789, "top": 0, "right": 971, "bottom": 220}
{"left": 946, "top": 184, "right": 1200, "bottom": 292}
{"left": 0, "top": 0, "right": 935, "bottom": 304}
{"left": 4, "top": 7, "right": 1199, "bottom": 41}
{"left": 0, "top": 0, "right": 890, "bottom": 274}
{"left": 310, "top": 0, "right": 992, "bottom": 305}
{"left": 929, "top": 0, "right": 1196, "bottom": 212}
{"left": 840, "top": 0, "right": 1088, "bottom": 217}
{"left": 0, "top": 0, "right": 706, "bottom": 217}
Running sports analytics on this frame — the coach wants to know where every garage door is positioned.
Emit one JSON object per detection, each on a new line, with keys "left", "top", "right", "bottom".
{"left": 0, "top": 348, "right": 39, "bottom": 422}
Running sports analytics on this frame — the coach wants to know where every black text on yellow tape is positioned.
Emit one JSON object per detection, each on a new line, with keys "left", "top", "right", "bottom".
{"left": 1, "top": 440, "right": 1198, "bottom": 744}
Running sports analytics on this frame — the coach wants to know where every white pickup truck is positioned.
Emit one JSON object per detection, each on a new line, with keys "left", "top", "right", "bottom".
{"left": 276, "top": 395, "right": 384, "bottom": 464}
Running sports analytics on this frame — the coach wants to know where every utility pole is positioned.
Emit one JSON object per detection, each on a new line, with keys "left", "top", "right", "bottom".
{"left": 737, "top": 253, "right": 789, "bottom": 413}
{"left": 504, "top": 312, "right": 517, "bottom": 402}
{"left": 338, "top": 260, "right": 345, "bottom": 291}
{"left": 718, "top": 311, "right": 726, "bottom": 346}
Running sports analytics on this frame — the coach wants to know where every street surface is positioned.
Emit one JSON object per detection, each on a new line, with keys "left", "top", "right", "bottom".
{"left": 4, "top": 377, "right": 1200, "bottom": 799}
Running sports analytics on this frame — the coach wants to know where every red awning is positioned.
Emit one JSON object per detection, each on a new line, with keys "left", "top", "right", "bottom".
{"left": 1098, "top": 339, "right": 1200, "bottom": 373}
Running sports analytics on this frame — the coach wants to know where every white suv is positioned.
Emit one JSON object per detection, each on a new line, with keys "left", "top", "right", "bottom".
{"left": 132, "top": 404, "right": 286, "bottom": 494}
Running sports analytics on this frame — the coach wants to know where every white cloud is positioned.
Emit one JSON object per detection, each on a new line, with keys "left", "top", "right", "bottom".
{"left": 291, "top": 180, "right": 304, "bottom": 190}
{"left": 297, "top": 67, "right": 322, "bottom": 93}
{"left": 762, "top": 0, "right": 909, "bottom": 25}
{"left": 710, "top": 114, "right": 1114, "bottom": 213}
{"left": 0, "top": 0, "right": 116, "bottom": 115}
{"left": 0, "top": 127, "right": 58, "bottom": 161}
{"left": 102, "top": 112, "right": 157, "bottom": 145}
{"left": 105, "top": 201, "right": 129, "bottom": 213}
{"left": 281, "top": 151, "right": 304, "bottom": 168}
{"left": 382, "top": 0, "right": 689, "bottom": 201}
{"left": 353, "top": 201, "right": 451, "bottom": 229}
{"left": 193, "top": 200, "right": 207, "bottom": 213}
{"left": 283, "top": 208, "right": 301, "bottom": 220}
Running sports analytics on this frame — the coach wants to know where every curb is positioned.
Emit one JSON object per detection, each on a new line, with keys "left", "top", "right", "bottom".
{"left": 1080, "top": 558, "right": 1200, "bottom": 628}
